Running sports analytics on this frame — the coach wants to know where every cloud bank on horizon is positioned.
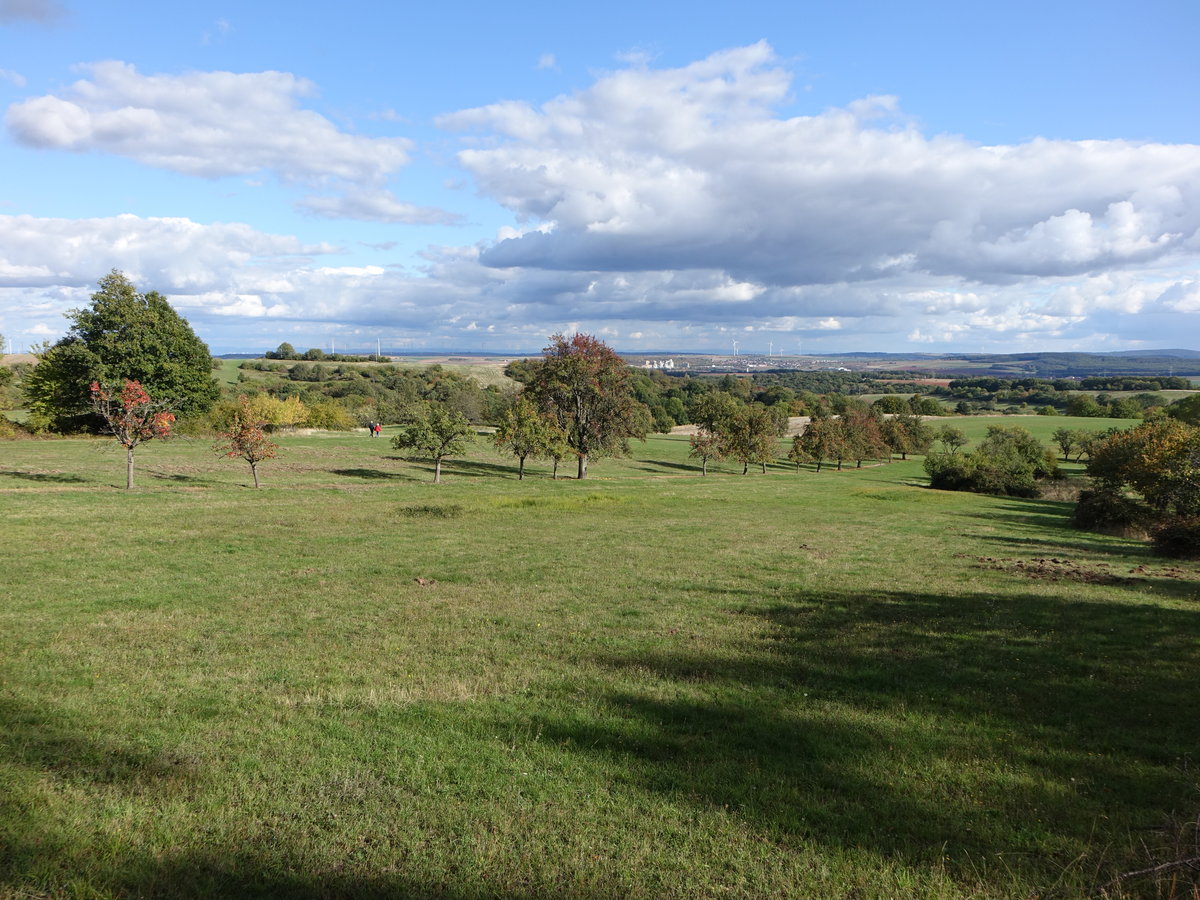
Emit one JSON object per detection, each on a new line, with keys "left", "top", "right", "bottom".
{"left": 2, "top": 35, "right": 1198, "bottom": 354}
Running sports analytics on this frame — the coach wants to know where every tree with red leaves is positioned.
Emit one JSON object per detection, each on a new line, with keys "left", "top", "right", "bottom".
{"left": 88, "top": 380, "right": 175, "bottom": 489}
{"left": 213, "top": 395, "right": 279, "bottom": 488}
{"left": 522, "top": 333, "right": 649, "bottom": 479}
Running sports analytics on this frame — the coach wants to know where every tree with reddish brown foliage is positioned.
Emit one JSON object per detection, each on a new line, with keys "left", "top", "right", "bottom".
{"left": 88, "top": 379, "right": 175, "bottom": 489}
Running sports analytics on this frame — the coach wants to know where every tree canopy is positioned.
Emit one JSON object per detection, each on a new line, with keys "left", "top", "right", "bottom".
{"left": 25, "top": 271, "right": 219, "bottom": 432}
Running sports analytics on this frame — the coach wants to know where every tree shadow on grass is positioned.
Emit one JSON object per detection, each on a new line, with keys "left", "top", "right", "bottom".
{"left": 514, "top": 586, "right": 1200, "bottom": 892}
{"left": 634, "top": 459, "right": 701, "bottom": 474}
{"left": 405, "top": 459, "right": 524, "bottom": 479}
{"left": 330, "top": 467, "right": 413, "bottom": 481}
{"left": 967, "top": 497, "right": 1167, "bottom": 558}
{"left": 0, "top": 695, "right": 548, "bottom": 899}
{"left": 967, "top": 519, "right": 1152, "bottom": 557}
{"left": 0, "top": 470, "right": 90, "bottom": 484}
{"left": 149, "top": 472, "right": 217, "bottom": 485}
{"left": 3, "top": 843, "right": 537, "bottom": 899}
{"left": 0, "top": 695, "right": 200, "bottom": 787}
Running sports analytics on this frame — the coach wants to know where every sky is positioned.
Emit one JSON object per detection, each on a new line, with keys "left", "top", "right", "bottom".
{"left": 1, "top": 0, "right": 1198, "bottom": 356}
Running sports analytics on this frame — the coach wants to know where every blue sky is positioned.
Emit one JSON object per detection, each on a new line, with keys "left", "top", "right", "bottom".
{"left": 1, "top": 0, "right": 1197, "bottom": 355}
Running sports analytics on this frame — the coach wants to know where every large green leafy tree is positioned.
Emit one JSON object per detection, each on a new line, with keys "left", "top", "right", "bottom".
{"left": 24, "top": 270, "right": 219, "bottom": 432}
{"left": 523, "top": 333, "right": 649, "bottom": 479}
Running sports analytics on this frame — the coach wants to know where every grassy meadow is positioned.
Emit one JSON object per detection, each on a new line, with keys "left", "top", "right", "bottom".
{"left": 2, "top": 416, "right": 1198, "bottom": 898}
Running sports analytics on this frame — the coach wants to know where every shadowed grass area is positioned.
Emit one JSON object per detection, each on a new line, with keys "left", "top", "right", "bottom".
{"left": 0, "top": 425, "right": 1196, "bottom": 898}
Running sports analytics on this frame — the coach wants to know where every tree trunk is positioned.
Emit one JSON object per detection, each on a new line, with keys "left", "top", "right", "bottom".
{"left": 518, "top": 454, "right": 526, "bottom": 480}
{"left": 701, "top": 458, "right": 708, "bottom": 476}
{"left": 742, "top": 461, "right": 748, "bottom": 475}
{"left": 837, "top": 459, "right": 843, "bottom": 471}
{"left": 577, "top": 453, "right": 588, "bottom": 479}
{"left": 816, "top": 459, "right": 823, "bottom": 472}
{"left": 251, "top": 461, "right": 260, "bottom": 488}
{"left": 434, "top": 457, "right": 442, "bottom": 483}
{"left": 126, "top": 447, "right": 135, "bottom": 490}
{"left": 761, "top": 462, "right": 767, "bottom": 474}
{"left": 552, "top": 458, "right": 559, "bottom": 480}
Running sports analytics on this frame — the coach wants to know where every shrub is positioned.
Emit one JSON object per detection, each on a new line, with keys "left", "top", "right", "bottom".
{"left": 1149, "top": 516, "right": 1200, "bottom": 559}
{"left": 304, "top": 400, "right": 356, "bottom": 431}
{"left": 0, "top": 416, "right": 31, "bottom": 439}
{"left": 924, "top": 452, "right": 980, "bottom": 493}
{"left": 1072, "top": 487, "right": 1149, "bottom": 532}
{"left": 924, "top": 425, "right": 1058, "bottom": 498}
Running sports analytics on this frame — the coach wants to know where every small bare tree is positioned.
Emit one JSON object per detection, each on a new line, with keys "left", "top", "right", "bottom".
{"left": 88, "top": 380, "right": 176, "bottom": 489}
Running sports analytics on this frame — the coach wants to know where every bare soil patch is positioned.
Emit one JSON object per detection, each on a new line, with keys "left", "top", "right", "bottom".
{"left": 957, "top": 554, "right": 1195, "bottom": 585}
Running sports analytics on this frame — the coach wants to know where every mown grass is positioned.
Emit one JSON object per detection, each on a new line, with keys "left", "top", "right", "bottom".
{"left": 1, "top": 421, "right": 1197, "bottom": 898}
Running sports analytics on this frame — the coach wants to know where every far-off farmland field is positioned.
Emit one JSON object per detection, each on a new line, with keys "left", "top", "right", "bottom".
{"left": 2, "top": 418, "right": 1198, "bottom": 898}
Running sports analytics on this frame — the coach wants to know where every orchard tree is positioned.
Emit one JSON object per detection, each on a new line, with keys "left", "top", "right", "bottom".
{"left": 688, "top": 392, "right": 741, "bottom": 434}
{"left": 25, "top": 271, "right": 219, "bottom": 432}
{"left": 796, "top": 417, "right": 847, "bottom": 472}
{"left": 88, "top": 379, "right": 175, "bottom": 490}
{"left": 722, "top": 405, "right": 785, "bottom": 474}
{"left": 523, "top": 333, "right": 649, "bottom": 479}
{"left": 686, "top": 392, "right": 740, "bottom": 475}
{"left": 493, "top": 396, "right": 567, "bottom": 479}
{"left": 841, "top": 409, "right": 887, "bottom": 468}
{"left": 213, "top": 396, "right": 279, "bottom": 488}
{"left": 936, "top": 424, "right": 968, "bottom": 456}
{"left": 688, "top": 430, "right": 724, "bottom": 475}
{"left": 1052, "top": 427, "right": 1078, "bottom": 460}
{"left": 787, "top": 434, "right": 814, "bottom": 471}
{"left": 390, "top": 402, "right": 473, "bottom": 483}
{"left": 881, "top": 411, "right": 933, "bottom": 461}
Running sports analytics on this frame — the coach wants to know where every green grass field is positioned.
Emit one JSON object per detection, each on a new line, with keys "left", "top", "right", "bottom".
{"left": 2, "top": 418, "right": 1197, "bottom": 898}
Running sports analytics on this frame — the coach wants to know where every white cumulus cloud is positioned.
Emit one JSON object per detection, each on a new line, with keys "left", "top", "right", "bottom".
{"left": 4, "top": 62, "right": 456, "bottom": 224}
{"left": 441, "top": 43, "right": 1200, "bottom": 292}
